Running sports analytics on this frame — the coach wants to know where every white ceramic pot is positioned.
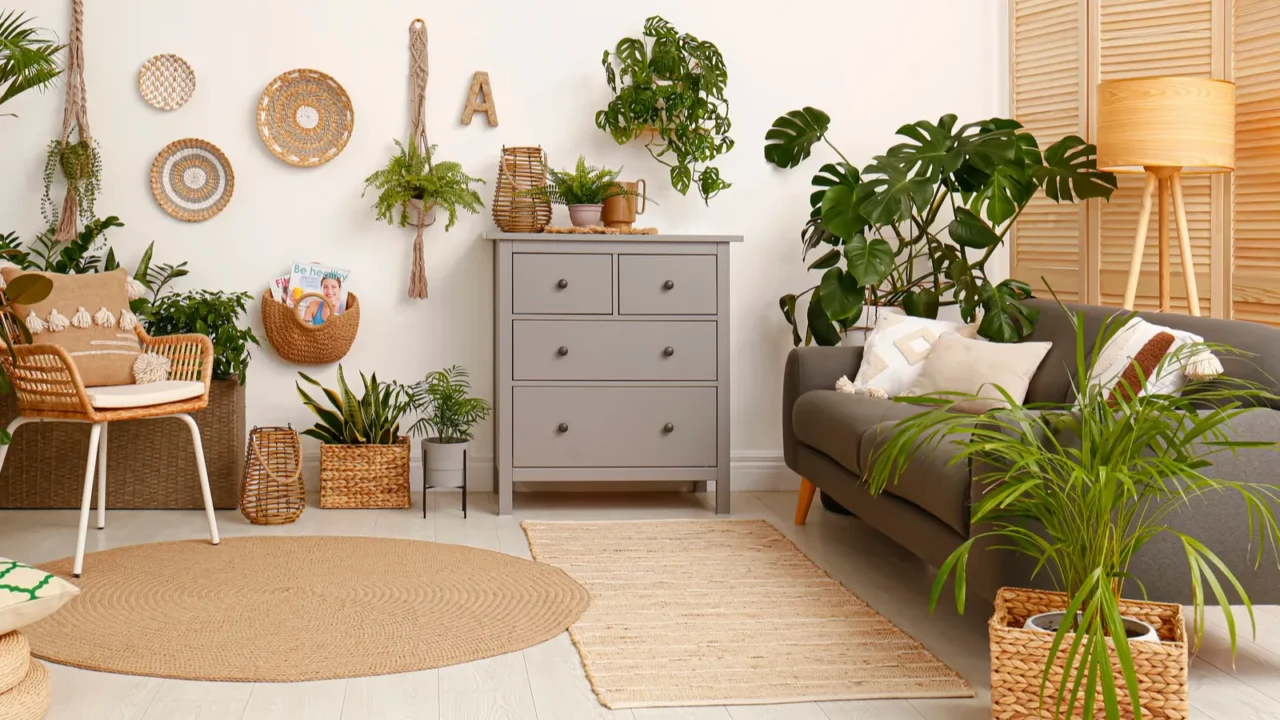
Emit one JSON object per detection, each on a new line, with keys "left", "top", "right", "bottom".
{"left": 407, "top": 198, "right": 437, "bottom": 227}
{"left": 1024, "top": 611, "right": 1160, "bottom": 643}
{"left": 423, "top": 438, "right": 468, "bottom": 489}
{"left": 567, "top": 204, "right": 603, "bottom": 228}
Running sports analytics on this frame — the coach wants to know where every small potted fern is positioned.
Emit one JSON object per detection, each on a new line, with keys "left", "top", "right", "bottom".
{"left": 297, "top": 366, "right": 413, "bottom": 509}
{"left": 408, "top": 365, "right": 491, "bottom": 490}
{"left": 362, "top": 141, "right": 484, "bottom": 229}
{"left": 525, "top": 156, "right": 635, "bottom": 227}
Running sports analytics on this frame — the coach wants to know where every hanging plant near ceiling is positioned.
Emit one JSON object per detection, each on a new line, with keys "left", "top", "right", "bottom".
{"left": 596, "top": 16, "right": 733, "bottom": 205}
{"left": 43, "top": 0, "right": 101, "bottom": 242}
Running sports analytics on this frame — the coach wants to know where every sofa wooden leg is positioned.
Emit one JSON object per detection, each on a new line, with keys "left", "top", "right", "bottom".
{"left": 795, "top": 477, "right": 817, "bottom": 525}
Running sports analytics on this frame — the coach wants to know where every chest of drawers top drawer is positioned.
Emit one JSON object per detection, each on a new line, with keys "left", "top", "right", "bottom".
{"left": 618, "top": 254, "right": 717, "bottom": 315}
{"left": 512, "top": 253, "right": 612, "bottom": 315}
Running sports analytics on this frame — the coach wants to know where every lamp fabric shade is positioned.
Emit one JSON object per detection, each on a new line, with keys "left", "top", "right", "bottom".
{"left": 1097, "top": 76, "right": 1235, "bottom": 174}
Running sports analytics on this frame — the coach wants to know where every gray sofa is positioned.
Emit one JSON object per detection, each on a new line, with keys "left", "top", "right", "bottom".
{"left": 782, "top": 298, "right": 1280, "bottom": 605}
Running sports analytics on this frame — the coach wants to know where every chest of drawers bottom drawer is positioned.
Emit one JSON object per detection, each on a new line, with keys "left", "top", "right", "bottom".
{"left": 512, "top": 386, "right": 716, "bottom": 468}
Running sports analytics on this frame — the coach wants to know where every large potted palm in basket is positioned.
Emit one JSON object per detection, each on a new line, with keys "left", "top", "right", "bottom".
{"left": 297, "top": 366, "right": 412, "bottom": 509}
{"left": 866, "top": 304, "right": 1280, "bottom": 719}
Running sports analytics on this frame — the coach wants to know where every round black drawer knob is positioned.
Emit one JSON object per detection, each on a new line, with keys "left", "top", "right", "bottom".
{"left": 663, "top": 346, "right": 675, "bottom": 357}
{"left": 663, "top": 423, "right": 675, "bottom": 433}
{"left": 558, "top": 346, "right": 569, "bottom": 357}
{"left": 558, "top": 423, "right": 569, "bottom": 433}
{"left": 663, "top": 280, "right": 675, "bottom": 290}
{"left": 557, "top": 279, "right": 569, "bottom": 289}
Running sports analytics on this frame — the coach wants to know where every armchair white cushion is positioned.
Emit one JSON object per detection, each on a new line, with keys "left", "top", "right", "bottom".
{"left": 86, "top": 381, "right": 205, "bottom": 409}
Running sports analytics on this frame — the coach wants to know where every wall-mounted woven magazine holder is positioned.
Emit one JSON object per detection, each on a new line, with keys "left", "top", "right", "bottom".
{"left": 261, "top": 291, "right": 360, "bottom": 364}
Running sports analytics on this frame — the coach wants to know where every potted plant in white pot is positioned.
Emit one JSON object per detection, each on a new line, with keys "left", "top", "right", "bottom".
{"left": 409, "top": 365, "right": 491, "bottom": 491}
{"left": 864, "top": 304, "right": 1280, "bottom": 719}
{"left": 523, "top": 156, "right": 636, "bottom": 228}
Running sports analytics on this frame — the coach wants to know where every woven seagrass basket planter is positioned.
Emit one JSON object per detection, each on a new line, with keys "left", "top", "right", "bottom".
{"left": 261, "top": 291, "right": 360, "bottom": 365}
{"left": 0, "top": 379, "right": 245, "bottom": 510}
{"left": 319, "top": 437, "right": 411, "bottom": 509}
{"left": 990, "top": 587, "right": 1188, "bottom": 720}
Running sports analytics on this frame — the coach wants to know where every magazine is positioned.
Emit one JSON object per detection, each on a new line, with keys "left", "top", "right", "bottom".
{"left": 268, "top": 274, "right": 292, "bottom": 305}
{"left": 287, "top": 262, "right": 351, "bottom": 326}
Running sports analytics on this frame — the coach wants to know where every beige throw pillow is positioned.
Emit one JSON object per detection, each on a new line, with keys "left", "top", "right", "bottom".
{"left": 906, "top": 333, "right": 1053, "bottom": 413}
{"left": 1, "top": 268, "right": 141, "bottom": 387}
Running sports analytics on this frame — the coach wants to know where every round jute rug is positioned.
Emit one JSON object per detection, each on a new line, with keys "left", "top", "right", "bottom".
{"left": 25, "top": 536, "right": 590, "bottom": 682}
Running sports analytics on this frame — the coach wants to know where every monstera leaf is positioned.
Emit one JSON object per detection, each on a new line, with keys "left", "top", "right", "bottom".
{"left": 902, "top": 287, "right": 940, "bottom": 320}
{"left": 1036, "top": 135, "right": 1118, "bottom": 203}
{"left": 885, "top": 115, "right": 960, "bottom": 181}
{"left": 819, "top": 173, "right": 876, "bottom": 241}
{"left": 978, "top": 279, "right": 1039, "bottom": 343}
{"left": 779, "top": 294, "right": 803, "bottom": 346}
{"left": 809, "top": 161, "right": 859, "bottom": 213}
{"left": 818, "top": 267, "right": 865, "bottom": 323}
{"left": 806, "top": 291, "right": 843, "bottom": 346}
{"left": 857, "top": 156, "right": 936, "bottom": 226}
{"left": 764, "top": 107, "right": 832, "bottom": 169}
{"left": 843, "top": 233, "right": 895, "bottom": 288}
{"left": 948, "top": 208, "right": 1002, "bottom": 249}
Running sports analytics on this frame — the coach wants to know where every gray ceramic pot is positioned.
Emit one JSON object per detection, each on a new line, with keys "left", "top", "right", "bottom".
{"left": 423, "top": 438, "right": 467, "bottom": 489}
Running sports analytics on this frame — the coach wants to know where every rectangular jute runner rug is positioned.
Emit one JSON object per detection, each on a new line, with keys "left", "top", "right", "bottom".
{"left": 521, "top": 519, "right": 973, "bottom": 709}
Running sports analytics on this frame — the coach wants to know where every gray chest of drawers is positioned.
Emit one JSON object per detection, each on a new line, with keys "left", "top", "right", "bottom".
{"left": 490, "top": 232, "right": 740, "bottom": 515}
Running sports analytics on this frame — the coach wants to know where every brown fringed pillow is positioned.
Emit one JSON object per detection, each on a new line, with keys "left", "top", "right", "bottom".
{"left": 1107, "top": 332, "right": 1176, "bottom": 406}
{"left": 0, "top": 268, "right": 141, "bottom": 386}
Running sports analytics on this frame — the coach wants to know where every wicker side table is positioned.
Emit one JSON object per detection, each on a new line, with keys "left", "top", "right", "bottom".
{"left": 240, "top": 426, "right": 304, "bottom": 524}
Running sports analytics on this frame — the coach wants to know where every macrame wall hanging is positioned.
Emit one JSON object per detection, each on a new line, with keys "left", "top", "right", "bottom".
{"left": 406, "top": 18, "right": 433, "bottom": 300}
{"left": 46, "top": 0, "right": 100, "bottom": 243}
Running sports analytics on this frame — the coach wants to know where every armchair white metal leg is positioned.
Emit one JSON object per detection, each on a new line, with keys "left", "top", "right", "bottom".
{"left": 73, "top": 422, "right": 104, "bottom": 578}
{"left": 177, "top": 413, "right": 220, "bottom": 546}
{"left": 97, "top": 423, "right": 108, "bottom": 530}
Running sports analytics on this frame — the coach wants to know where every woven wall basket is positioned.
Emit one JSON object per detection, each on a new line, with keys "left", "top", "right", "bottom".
{"left": 150, "top": 138, "right": 234, "bottom": 222}
{"left": 138, "top": 53, "right": 195, "bottom": 111}
{"left": 492, "top": 146, "right": 552, "bottom": 232}
{"left": 257, "top": 68, "right": 354, "bottom": 167}
{"left": 240, "top": 426, "right": 304, "bottom": 525}
{"left": 990, "top": 587, "right": 1188, "bottom": 720}
{"left": 261, "top": 291, "right": 360, "bottom": 365}
{"left": 319, "top": 438, "right": 411, "bottom": 509}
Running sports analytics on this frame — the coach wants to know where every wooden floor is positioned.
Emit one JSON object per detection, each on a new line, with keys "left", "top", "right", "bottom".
{"left": 2, "top": 491, "right": 1278, "bottom": 720}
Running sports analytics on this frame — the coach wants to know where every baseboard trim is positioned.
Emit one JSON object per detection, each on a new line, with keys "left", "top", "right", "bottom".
{"left": 301, "top": 451, "right": 799, "bottom": 493}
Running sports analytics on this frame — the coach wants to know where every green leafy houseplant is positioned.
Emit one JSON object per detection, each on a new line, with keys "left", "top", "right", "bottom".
{"left": 297, "top": 366, "right": 411, "bottom": 445}
{"left": 41, "top": 138, "right": 102, "bottom": 230}
{"left": 145, "top": 291, "right": 259, "bottom": 385}
{"left": 408, "top": 365, "right": 491, "bottom": 444}
{"left": 362, "top": 141, "right": 484, "bottom": 229}
{"left": 523, "top": 156, "right": 632, "bottom": 207}
{"left": 597, "top": 16, "right": 733, "bottom": 204}
{"left": 0, "top": 11, "right": 63, "bottom": 117}
{"left": 864, "top": 306, "right": 1280, "bottom": 719}
{"left": 765, "top": 109, "right": 1118, "bottom": 344}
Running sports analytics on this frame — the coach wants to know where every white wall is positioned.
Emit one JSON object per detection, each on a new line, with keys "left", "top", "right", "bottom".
{"left": 0, "top": 0, "right": 1008, "bottom": 489}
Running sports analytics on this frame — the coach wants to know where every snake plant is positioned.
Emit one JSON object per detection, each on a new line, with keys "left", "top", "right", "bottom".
{"left": 297, "top": 366, "right": 411, "bottom": 445}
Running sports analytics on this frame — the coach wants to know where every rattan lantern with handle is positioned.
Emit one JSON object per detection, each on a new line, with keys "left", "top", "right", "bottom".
{"left": 492, "top": 146, "right": 552, "bottom": 232}
{"left": 239, "top": 426, "right": 304, "bottom": 525}
{"left": 1096, "top": 76, "right": 1235, "bottom": 316}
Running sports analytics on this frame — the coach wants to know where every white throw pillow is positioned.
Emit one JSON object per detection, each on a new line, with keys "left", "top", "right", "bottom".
{"left": 1089, "top": 317, "right": 1222, "bottom": 401}
{"left": 0, "top": 557, "right": 79, "bottom": 635}
{"left": 906, "top": 333, "right": 1053, "bottom": 413}
{"left": 844, "top": 313, "right": 979, "bottom": 399}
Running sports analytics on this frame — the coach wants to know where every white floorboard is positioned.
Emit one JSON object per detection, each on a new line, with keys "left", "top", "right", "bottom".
{"left": 2, "top": 491, "right": 1277, "bottom": 720}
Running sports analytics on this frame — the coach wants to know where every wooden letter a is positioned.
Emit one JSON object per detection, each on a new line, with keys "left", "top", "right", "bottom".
{"left": 461, "top": 71, "right": 498, "bottom": 127}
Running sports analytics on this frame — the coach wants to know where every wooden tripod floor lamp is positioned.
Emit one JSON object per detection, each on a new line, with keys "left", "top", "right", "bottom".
{"left": 1096, "top": 76, "right": 1235, "bottom": 316}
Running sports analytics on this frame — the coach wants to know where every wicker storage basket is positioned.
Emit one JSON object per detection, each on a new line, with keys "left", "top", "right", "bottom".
{"left": 990, "top": 587, "right": 1188, "bottom": 720}
{"left": 240, "top": 426, "right": 305, "bottom": 524}
{"left": 262, "top": 291, "right": 360, "bottom": 365}
{"left": 319, "top": 437, "right": 411, "bottom": 509}
{"left": 0, "top": 379, "right": 245, "bottom": 509}
{"left": 492, "top": 146, "right": 552, "bottom": 232}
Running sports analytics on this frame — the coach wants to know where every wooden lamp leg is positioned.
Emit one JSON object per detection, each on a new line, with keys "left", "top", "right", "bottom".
{"left": 795, "top": 477, "right": 817, "bottom": 525}
{"left": 1122, "top": 172, "right": 1158, "bottom": 311}
{"left": 1170, "top": 171, "right": 1202, "bottom": 317}
{"left": 1158, "top": 178, "right": 1171, "bottom": 312}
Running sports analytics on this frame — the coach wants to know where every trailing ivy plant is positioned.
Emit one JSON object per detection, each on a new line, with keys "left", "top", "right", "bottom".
{"left": 362, "top": 141, "right": 484, "bottom": 229}
{"left": 764, "top": 109, "right": 1118, "bottom": 344}
{"left": 41, "top": 138, "right": 102, "bottom": 228}
{"left": 145, "top": 291, "right": 259, "bottom": 385}
{"left": 596, "top": 16, "right": 733, "bottom": 204}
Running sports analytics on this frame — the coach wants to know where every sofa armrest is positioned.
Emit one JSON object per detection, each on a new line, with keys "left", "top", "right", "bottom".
{"left": 782, "top": 346, "right": 863, "bottom": 470}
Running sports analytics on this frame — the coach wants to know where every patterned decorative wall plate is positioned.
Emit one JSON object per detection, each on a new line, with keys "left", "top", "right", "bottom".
{"left": 257, "top": 69, "right": 355, "bottom": 167}
{"left": 150, "top": 138, "right": 235, "bottom": 222}
{"left": 138, "top": 54, "right": 196, "bottom": 111}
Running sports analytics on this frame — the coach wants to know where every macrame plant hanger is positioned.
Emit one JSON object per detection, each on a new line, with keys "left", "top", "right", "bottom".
{"left": 407, "top": 19, "right": 434, "bottom": 300}
{"left": 54, "top": 0, "right": 92, "bottom": 243}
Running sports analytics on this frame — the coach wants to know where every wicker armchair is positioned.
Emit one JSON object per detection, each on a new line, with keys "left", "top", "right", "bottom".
{"left": 0, "top": 326, "right": 221, "bottom": 577}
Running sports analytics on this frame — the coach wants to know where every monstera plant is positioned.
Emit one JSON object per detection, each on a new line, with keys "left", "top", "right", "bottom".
{"left": 764, "top": 108, "right": 1117, "bottom": 344}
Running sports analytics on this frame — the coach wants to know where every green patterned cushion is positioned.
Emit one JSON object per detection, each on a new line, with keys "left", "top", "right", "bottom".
{"left": 0, "top": 558, "right": 79, "bottom": 635}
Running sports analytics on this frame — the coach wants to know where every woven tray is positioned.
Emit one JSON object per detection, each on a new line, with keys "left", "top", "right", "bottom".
{"left": 138, "top": 54, "right": 195, "bottom": 111}
{"left": 990, "top": 587, "right": 1188, "bottom": 720}
{"left": 261, "top": 291, "right": 359, "bottom": 365}
{"left": 542, "top": 225, "right": 658, "bottom": 235}
{"left": 319, "top": 438, "right": 411, "bottom": 509}
{"left": 150, "top": 138, "right": 234, "bottom": 222}
{"left": 257, "top": 68, "right": 354, "bottom": 167}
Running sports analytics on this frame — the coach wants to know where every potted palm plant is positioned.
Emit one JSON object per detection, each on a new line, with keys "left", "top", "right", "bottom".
{"left": 864, "top": 305, "right": 1280, "bottom": 719}
{"left": 523, "top": 156, "right": 635, "bottom": 227}
{"left": 408, "top": 365, "right": 490, "bottom": 490}
{"left": 362, "top": 140, "right": 484, "bottom": 230}
{"left": 297, "top": 366, "right": 413, "bottom": 509}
